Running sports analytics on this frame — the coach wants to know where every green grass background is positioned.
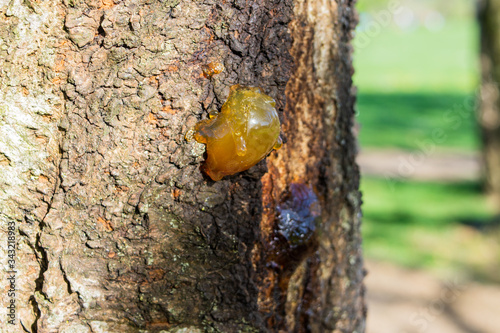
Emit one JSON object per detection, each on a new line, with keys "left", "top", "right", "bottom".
{"left": 354, "top": 0, "right": 498, "bottom": 280}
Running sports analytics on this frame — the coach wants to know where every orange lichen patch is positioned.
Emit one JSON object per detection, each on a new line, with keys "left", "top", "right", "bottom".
{"left": 22, "top": 87, "right": 29, "bottom": 96}
{"left": 56, "top": 40, "right": 70, "bottom": 48}
{"left": 193, "top": 85, "right": 282, "bottom": 181}
{"left": 148, "top": 75, "right": 159, "bottom": 87}
{"left": 203, "top": 26, "right": 215, "bottom": 43}
{"left": 132, "top": 161, "right": 140, "bottom": 169}
{"left": 38, "top": 175, "right": 49, "bottom": 183}
{"left": 162, "top": 105, "right": 176, "bottom": 114}
{"left": 114, "top": 185, "right": 129, "bottom": 193}
{"left": 171, "top": 188, "right": 181, "bottom": 199}
{"left": 147, "top": 112, "right": 158, "bottom": 125}
{"left": 148, "top": 269, "right": 165, "bottom": 281}
{"left": 202, "top": 62, "right": 224, "bottom": 79}
{"left": 27, "top": 266, "right": 38, "bottom": 276}
{"left": 108, "top": 251, "right": 116, "bottom": 258}
{"left": 259, "top": 172, "right": 276, "bottom": 235}
{"left": 97, "top": 217, "right": 113, "bottom": 232}
{"left": 54, "top": 56, "right": 66, "bottom": 72}
{"left": 51, "top": 76, "right": 65, "bottom": 85}
{"left": 0, "top": 153, "right": 11, "bottom": 166}
{"left": 167, "top": 65, "right": 178, "bottom": 72}
{"left": 99, "top": 0, "right": 115, "bottom": 10}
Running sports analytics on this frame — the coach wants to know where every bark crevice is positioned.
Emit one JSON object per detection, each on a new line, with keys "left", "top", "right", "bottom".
{"left": 32, "top": 233, "right": 50, "bottom": 333}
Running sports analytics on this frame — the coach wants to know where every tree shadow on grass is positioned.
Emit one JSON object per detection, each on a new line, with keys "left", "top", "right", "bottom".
{"left": 356, "top": 92, "right": 480, "bottom": 151}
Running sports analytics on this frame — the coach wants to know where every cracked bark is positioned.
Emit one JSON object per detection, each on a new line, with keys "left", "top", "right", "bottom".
{"left": 0, "top": 0, "right": 365, "bottom": 332}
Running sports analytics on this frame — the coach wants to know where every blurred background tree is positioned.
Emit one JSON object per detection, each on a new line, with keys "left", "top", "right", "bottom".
{"left": 478, "top": 0, "right": 500, "bottom": 208}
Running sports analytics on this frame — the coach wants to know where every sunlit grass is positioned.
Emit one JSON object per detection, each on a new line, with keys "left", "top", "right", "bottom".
{"left": 353, "top": 20, "right": 479, "bottom": 94}
{"left": 362, "top": 177, "right": 499, "bottom": 281}
{"left": 356, "top": 92, "right": 480, "bottom": 150}
{"left": 354, "top": 16, "right": 480, "bottom": 150}
{"left": 356, "top": 0, "right": 473, "bottom": 18}
{"left": 352, "top": 2, "right": 499, "bottom": 281}
{"left": 362, "top": 178, "right": 493, "bottom": 227}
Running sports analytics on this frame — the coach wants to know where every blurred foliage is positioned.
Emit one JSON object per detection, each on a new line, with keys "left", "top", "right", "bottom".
{"left": 354, "top": 0, "right": 500, "bottom": 281}
{"left": 356, "top": 0, "right": 475, "bottom": 18}
{"left": 354, "top": 20, "right": 479, "bottom": 93}
{"left": 362, "top": 179, "right": 493, "bottom": 228}
{"left": 357, "top": 92, "right": 479, "bottom": 150}
{"left": 362, "top": 178, "right": 499, "bottom": 282}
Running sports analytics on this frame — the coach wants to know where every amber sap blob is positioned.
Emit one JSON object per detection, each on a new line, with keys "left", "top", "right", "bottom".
{"left": 193, "top": 85, "right": 281, "bottom": 181}
{"left": 202, "top": 62, "right": 225, "bottom": 79}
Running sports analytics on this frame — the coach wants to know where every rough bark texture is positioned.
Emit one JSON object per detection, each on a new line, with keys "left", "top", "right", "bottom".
{"left": 479, "top": 0, "right": 500, "bottom": 207}
{"left": 0, "top": 0, "right": 364, "bottom": 332}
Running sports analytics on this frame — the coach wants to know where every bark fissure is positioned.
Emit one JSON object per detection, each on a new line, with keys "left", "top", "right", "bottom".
{"left": 0, "top": 0, "right": 67, "bottom": 329}
{"left": 32, "top": 233, "right": 50, "bottom": 333}
{"left": 59, "top": 258, "right": 78, "bottom": 297}
{"left": 28, "top": 296, "right": 41, "bottom": 333}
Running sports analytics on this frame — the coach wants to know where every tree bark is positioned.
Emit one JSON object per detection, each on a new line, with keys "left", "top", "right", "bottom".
{"left": 0, "top": 0, "right": 364, "bottom": 332}
{"left": 479, "top": 0, "right": 500, "bottom": 207}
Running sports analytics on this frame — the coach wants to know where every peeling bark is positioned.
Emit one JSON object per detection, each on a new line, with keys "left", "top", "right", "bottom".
{"left": 0, "top": 0, "right": 364, "bottom": 332}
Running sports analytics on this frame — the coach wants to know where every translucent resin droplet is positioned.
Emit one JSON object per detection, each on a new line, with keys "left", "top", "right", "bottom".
{"left": 192, "top": 85, "right": 282, "bottom": 180}
{"left": 202, "top": 62, "right": 225, "bottom": 79}
{"left": 208, "top": 110, "right": 219, "bottom": 119}
{"left": 234, "top": 135, "right": 247, "bottom": 157}
{"left": 273, "top": 136, "right": 283, "bottom": 150}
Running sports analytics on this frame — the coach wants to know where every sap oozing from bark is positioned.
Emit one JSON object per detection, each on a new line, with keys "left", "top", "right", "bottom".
{"left": 194, "top": 85, "right": 282, "bottom": 181}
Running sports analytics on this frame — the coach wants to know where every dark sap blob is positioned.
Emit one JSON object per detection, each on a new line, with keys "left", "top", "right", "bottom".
{"left": 271, "top": 183, "right": 321, "bottom": 268}
{"left": 276, "top": 183, "right": 320, "bottom": 247}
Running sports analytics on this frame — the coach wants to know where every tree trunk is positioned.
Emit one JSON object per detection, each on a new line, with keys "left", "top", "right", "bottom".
{"left": 0, "top": 0, "right": 364, "bottom": 332}
{"left": 479, "top": 0, "right": 500, "bottom": 207}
